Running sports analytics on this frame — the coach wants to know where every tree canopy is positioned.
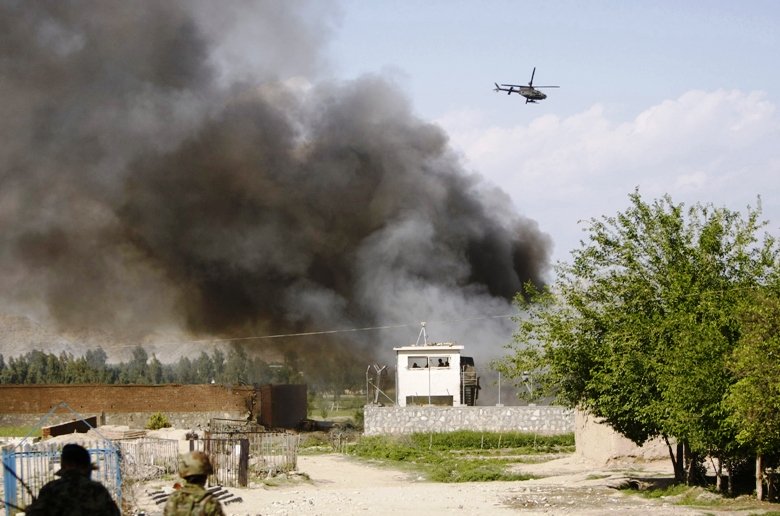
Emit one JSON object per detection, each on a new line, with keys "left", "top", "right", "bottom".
{"left": 0, "top": 345, "right": 353, "bottom": 393}
{"left": 497, "top": 190, "right": 779, "bottom": 486}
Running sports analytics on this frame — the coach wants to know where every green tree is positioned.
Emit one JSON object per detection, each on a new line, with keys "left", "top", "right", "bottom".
{"left": 211, "top": 349, "right": 226, "bottom": 382}
{"left": 120, "top": 346, "right": 150, "bottom": 383}
{"left": 224, "top": 347, "right": 248, "bottom": 385}
{"left": 194, "top": 352, "right": 215, "bottom": 383}
{"left": 148, "top": 354, "right": 164, "bottom": 384}
{"left": 174, "top": 356, "right": 196, "bottom": 383}
{"left": 726, "top": 285, "right": 780, "bottom": 498}
{"left": 498, "top": 191, "right": 778, "bottom": 484}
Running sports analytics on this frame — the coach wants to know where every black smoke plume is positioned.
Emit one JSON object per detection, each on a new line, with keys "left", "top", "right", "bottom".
{"left": 0, "top": 1, "right": 550, "bottom": 366}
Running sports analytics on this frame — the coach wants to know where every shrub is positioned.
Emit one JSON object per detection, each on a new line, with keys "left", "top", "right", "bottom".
{"left": 145, "top": 412, "right": 171, "bottom": 430}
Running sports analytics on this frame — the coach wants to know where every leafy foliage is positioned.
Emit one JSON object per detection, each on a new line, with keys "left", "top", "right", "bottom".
{"left": 726, "top": 285, "right": 780, "bottom": 454}
{"left": 145, "top": 412, "right": 171, "bottom": 430}
{"left": 0, "top": 346, "right": 354, "bottom": 389}
{"left": 497, "top": 191, "right": 779, "bottom": 483}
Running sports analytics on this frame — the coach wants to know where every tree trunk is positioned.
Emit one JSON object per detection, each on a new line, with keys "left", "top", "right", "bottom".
{"left": 685, "top": 447, "right": 699, "bottom": 486}
{"left": 757, "top": 453, "right": 764, "bottom": 501}
{"left": 664, "top": 436, "right": 684, "bottom": 482}
{"left": 726, "top": 460, "right": 734, "bottom": 497}
{"left": 713, "top": 456, "right": 722, "bottom": 492}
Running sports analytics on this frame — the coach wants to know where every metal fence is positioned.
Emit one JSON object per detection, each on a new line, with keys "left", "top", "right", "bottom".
{"left": 117, "top": 438, "right": 179, "bottom": 481}
{"left": 2, "top": 431, "right": 301, "bottom": 513}
{"left": 190, "top": 431, "right": 300, "bottom": 487}
{"left": 2, "top": 440, "right": 121, "bottom": 515}
{"left": 208, "top": 418, "right": 264, "bottom": 433}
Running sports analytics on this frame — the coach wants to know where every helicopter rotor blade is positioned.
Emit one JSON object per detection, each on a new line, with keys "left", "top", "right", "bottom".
{"left": 529, "top": 67, "right": 536, "bottom": 87}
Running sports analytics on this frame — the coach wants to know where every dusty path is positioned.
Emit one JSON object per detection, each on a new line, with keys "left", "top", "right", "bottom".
{"left": 135, "top": 453, "right": 762, "bottom": 516}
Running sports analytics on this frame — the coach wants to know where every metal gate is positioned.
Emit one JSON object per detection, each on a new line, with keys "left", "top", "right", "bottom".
{"left": 189, "top": 437, "right": 249, "bottom": 488}
{"left": 2, "top": 441, "right": 121, "bottom": 515}
{"left": 190, "top": 432, "right": 300, "bottom": 488}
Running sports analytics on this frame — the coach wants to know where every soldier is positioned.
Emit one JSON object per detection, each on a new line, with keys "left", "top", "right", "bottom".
{"left": 164, "top": 451, "right": 225, "bottom": 516}
{"left": 25, "top": 443, "right": 121, "bottom": 516}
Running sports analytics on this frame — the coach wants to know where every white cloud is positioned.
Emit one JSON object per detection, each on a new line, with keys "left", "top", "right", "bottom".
{"left": 437, "top": 90, "right": 780, "bottom": 264}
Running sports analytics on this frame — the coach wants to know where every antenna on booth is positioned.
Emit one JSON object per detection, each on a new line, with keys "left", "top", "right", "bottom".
{"left": 415, "top": 322, "right": 428, "bottom": 346}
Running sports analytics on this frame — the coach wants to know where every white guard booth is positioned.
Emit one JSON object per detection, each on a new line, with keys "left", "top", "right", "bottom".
{"left": 394, "top": 343, "right": 464, "bottom": 406}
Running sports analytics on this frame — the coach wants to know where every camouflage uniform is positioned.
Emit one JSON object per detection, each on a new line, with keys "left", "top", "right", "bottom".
{"left": 164, "top": 451, "right": 225, "bottom": 516}
{"left": 24, "top": 469, "right": 120, "bottom": 516}
{"left": 164, "top": 480, "right": 225, "bottom": 516}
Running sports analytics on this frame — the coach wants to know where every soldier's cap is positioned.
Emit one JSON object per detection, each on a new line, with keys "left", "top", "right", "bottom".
{"left": 56, "top": 443, "right": 98, "bottom": 475}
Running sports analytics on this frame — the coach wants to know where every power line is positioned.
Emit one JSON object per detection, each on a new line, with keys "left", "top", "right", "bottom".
{"left": 103, "top": 313, "right": 520, "bottom": 350}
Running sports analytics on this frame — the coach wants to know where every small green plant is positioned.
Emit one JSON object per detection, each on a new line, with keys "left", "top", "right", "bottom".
{"left": 145, "top": 412, "right": 171, "bottom": 430}
{"left": 352, "top": 407, "right": 364, "bottom": 429}
{"left": 316, "top": 398, "right": 330, "bottom": 419}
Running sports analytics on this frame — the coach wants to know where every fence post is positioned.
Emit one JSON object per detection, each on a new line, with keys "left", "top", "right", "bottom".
{"left": 2, "top": 448, "right": 18, "bottom": 516}
{"left": 238, "top": 439, "right": 249, "bottom": 487}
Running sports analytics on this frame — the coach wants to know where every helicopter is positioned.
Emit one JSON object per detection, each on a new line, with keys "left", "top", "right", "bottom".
{"left": 494, "top": 67, "right": 559, "bottom": 103}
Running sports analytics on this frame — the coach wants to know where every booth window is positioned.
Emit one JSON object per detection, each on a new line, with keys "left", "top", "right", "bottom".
{"left": 434, "top": 357, "right": 450, "bottom": 368}
{"left": 408, "top": 356, "right": 428, "bottom": 369}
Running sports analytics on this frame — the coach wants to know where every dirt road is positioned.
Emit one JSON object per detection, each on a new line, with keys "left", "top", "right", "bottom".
{"left": 135, "top": 453, "right": 727, "bottom": 516}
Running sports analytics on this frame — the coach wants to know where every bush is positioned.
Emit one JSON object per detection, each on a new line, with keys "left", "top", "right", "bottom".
{"left": 145, "top": 412, "right": 171, "bottom": 430}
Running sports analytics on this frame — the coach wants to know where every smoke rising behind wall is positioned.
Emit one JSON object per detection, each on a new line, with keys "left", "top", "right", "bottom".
{"left": 0, "top": 1, "right": 551, "bottom": 362}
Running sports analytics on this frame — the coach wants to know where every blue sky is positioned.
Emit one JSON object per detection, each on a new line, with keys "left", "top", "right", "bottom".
{"left": 328, "top": 0, "right": 780, "bottom": 265}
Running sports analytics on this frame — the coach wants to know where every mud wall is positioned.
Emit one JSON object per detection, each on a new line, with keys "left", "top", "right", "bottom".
{"left": 363, "top": 405, "right": 574, "bottom": 435}
{"left": 574, "top": 410, "right": 669, "bottom": 464}
{"left": 0, "top": 384, "right": 258, "bottom": 428}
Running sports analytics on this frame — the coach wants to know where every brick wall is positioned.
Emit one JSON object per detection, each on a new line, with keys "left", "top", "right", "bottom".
{"left": 0, "top": 384, "right": 259, "bottom": 428}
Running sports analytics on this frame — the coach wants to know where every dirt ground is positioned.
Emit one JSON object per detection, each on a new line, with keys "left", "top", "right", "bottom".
{"left": 132, "top": 452, "right": 778, "bottom": 516}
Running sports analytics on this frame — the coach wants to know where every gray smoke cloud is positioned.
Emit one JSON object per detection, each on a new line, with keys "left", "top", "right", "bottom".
{"left": 0, "top": 1, "right": 550, "bottom": 365}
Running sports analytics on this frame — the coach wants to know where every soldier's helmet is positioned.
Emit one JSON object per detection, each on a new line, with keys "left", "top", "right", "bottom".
{"left": 177, "top": 451, "right": 213, "bottom": 478}
{"left": 56, "top": 443, "right": 98, "bottom": 475}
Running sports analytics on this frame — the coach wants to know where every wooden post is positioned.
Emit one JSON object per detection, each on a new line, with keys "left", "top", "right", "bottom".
{"left": 757, "top": 453, "right": 764, "bottom": 501}
{"left": 238, "top": 438, "right": 249, "bottom": 487}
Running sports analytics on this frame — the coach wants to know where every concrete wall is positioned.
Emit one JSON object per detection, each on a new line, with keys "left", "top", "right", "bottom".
{"left": 363, "top": 405, "right": 574, "bottom": 435}
{"left": 574, "top": 410, "right": 670, "bottom": 464}
{"left": 0, "top": 384, "right": 258, "bottom": 428}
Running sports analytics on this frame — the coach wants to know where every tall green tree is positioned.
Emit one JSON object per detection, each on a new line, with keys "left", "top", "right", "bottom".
{"left": 224, "top": 347, "right": 249, "bottom": 385}
{"left": 726, "top": 284, "right": 780, "bottom": 498}
{"left": 498, "top": 191, "right": 778, "bottom": 483}
{"left": 194, "top": 352, "right": 215, "bottom": 383}
{"left": 148, "top": 354, "right": 164, "bottom": 384}
{"left": 727, "top": 286, "right": 780, "bottom": 453}
{"left": 120, "top": 345, "right": 150, "bottom": 383}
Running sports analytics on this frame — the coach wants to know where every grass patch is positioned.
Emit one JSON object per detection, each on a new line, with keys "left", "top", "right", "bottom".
{"left": 627, "top": 483, "right": 777, "bottom": 512}
{"left": 0, "top": 426, "right": 42, "bottom": 438}
{"left": 350, "top": 431, "right": 570, "bottom": 483}
{"left": 407, "top": 430, "right": 574, "bottom": 451}
{"left": 636, "top": 483, "right": 692, "bottom": 499}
